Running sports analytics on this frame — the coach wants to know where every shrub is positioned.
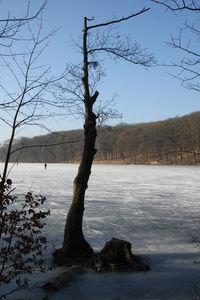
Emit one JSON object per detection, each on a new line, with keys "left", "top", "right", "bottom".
{"left": 0, "top": 177, "right": 50, "bottom": 298}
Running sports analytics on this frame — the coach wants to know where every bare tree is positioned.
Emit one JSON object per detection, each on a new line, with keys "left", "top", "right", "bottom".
{"left": 0, "top": 4, "right": 65, "bottom": 190}
{"left": 54, "top": 8, "right": 156, "bottom": 263}
{"left": 0, "top": 2, "right": 61, "bottom": 292}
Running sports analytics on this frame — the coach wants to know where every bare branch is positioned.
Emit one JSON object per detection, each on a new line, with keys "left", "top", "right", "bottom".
{"left": 0, "top": 1, "right": 47, "bottom": 23}
{"left": 10, "top": 138, "right": 84, "bottom": 156}
{"left": 88, "top": 44, "right": 155, "bottom": 66}
{"left": 87, "top": 8, "right": 150, "bottom": 30}
{"left": 0, "top": 1, "right": 47, "bottom": 51}
{"left": 151, "top": 0, "right": 200, "bottom": 11}
{"left": 154, "top": 6, "right": 200, "bottom": 92}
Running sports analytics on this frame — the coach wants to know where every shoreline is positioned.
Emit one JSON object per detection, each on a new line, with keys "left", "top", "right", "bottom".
{"left": 1, "top": 160, "right": 200, "bottom": 166}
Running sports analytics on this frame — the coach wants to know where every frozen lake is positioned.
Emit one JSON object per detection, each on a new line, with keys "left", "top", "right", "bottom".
{"left": 1, "top": 163, "right": 200, "bottom": 299}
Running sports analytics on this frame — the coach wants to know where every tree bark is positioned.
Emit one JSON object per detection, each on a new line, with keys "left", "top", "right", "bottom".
{"left": 62, "top": 108, "right": 98, "bottom": 257}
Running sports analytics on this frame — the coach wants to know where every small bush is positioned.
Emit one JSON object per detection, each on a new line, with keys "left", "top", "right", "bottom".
{"left": 0, "top": 177, "right": 50, "bottom": 297}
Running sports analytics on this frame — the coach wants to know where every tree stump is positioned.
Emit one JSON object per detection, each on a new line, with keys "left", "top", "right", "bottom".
{"left": 53, "top": 238, "right": 150, "bottom": 273}
{"left": 94, "top": 238, "right": 150, "bottom": 272}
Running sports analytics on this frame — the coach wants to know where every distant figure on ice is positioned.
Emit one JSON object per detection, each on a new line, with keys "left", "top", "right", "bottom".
{"left": 44, "top": 163, "right": 47, "bottom": 169}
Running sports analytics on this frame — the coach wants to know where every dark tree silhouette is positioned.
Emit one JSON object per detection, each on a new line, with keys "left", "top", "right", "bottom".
{"left": 55, "top": 9, "right": 156, "bottom": 263}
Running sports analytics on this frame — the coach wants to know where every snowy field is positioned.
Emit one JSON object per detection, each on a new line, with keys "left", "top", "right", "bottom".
{"left": 1, "top": 163, "right": 200, "bottom": 299}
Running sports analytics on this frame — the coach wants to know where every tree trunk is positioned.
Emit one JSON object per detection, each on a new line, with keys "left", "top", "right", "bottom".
{"left": 62, "top": 109, "right": 97, "bottom": 258}
{"left": 60, "top": 17, "right": 99, "bottom": 260}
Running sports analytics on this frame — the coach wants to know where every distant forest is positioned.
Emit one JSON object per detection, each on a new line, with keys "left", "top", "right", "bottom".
{"left": 1, "top": 111, "right": 200, "bottom": 165}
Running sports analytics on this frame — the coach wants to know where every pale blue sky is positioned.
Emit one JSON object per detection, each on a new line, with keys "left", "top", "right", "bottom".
{"left": 0, "top": 0, "right": 199, "bottom": 141}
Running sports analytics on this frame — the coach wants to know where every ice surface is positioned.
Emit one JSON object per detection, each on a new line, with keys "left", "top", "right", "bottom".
{"left": 1, "top": 163, "right": 200, "bottom": 299}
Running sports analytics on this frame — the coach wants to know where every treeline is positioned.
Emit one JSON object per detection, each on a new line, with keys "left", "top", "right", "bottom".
{"left": 1, "top": 111, "right": 200, "bottom": 165}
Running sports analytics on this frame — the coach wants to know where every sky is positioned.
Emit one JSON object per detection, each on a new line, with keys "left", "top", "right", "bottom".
{"left": 0, "top": 0, "right": 199, "bottom": 142}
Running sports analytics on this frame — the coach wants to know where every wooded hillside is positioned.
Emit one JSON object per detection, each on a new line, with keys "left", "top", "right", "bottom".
{"left": 1, "top": 111, "right": 200, "bottom": 165}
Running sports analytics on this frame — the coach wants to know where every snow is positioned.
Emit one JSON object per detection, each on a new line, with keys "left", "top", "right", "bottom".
{"left": 1, "top": 163, "right": 200, "bottom": 299}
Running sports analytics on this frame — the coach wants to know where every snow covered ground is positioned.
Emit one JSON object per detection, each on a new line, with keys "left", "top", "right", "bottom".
{"left": 1, "top": 163, "right": 200, "bottom": 299}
